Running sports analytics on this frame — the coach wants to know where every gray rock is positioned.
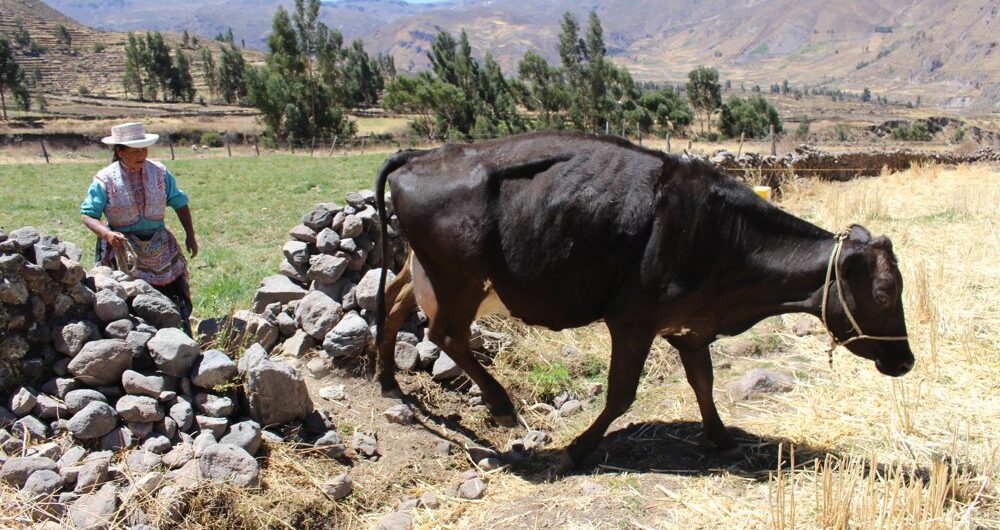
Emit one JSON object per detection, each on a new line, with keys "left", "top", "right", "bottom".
{"left": 99, "top": 426, "right": 136, "bottom": 451}
{"left": 522, "top": 430, "right": 551, "bottom": 451}
{"left": 0, "top": 456, "right": 58, "bottom": 488}
{"left": 65, "top": 389, "right": 108, "bottom": 414}
{"left": 27, "top": 441, "right": 62, "bottom": 460}
{"left": 190, "top": 349, "right": 237, "bottom": 389}
{"left": 23, "top": 468, "right": 62, "bottom": 499}
{"left": 68, "top": 402, "right": 119, "bottom": 440}
{"left": 304, "top": 409, "right": 337, "bottom": 434}
{"left": 132, "top": 292, "right": 183, "bottom": 329}
{"left": 54, "top": 322, "right": 93, "bottom": 357}
{"left": 192, "top": 431, "right": 217, "bottom": 456}
{"left": 458, "top": 477, "right": 487, "bottom": 499}
{"left": 315, "top": 228, "right": 341, "bottom": 254}
{"left": 10, "top": 386, "right": 37, "bottom": 416}
{"left": 322, "top": 312, "right": 370, "bottom": 358}
{"left": 276, "top": 311, "right": 297, "bottom": 336}
{"left": 282, "top": 240, "right": 310, "bottom": 266}
{"left": 288, "top": 224, "right": 317, "bottom": 243}
{"left": 420, "top": 492, "right": 440, "bottom": 509}
{"left": 236, "top": 343, "right": 268, "bottom": 375}
{"left": 33, "top": 241, "right": 63, "bottom": 270}
{"left": 383, "top": 404, "right": 415, "bottom": 425}
{"left": 196, "top": 415, "right": 228, "bottom": 438}
{"left": 169, "top": 399, "right": 194, "bottom": 432}
{"left": 94, "top": 289, "right": 129, "bottom": 322}
{"left": 352, "top": 431, "right": 378, "bottom": 458}
{"left": 432, "top": 353, "right": 464, "bottom": 381}
{"left": 104, "top": 319, "right": 134, "bottom": 339}
{"left": 302, "top": 206, "right": 333, "bottom": 231}
{"left": 558, "top": 399, "right": 583, "bottom": 417}
{"left": 375, "top": 511, "right": 413, "bottom": 530}
{"left": 69, "top": 483, "right": 118, "bottom": 530}
{"left": 319, "top": 384, "right": 347, "bottom": 401}
{"left": 244, "top": 357, "right": 312, "bottom": 426}
{"left": 162, "top": 443, "right": 194, "bottom": 469}
{"left": 68, "top": 339, "right": 133, "bottom": 386}
{"left": 198, "top": 444, "right": 260, "bottom": 487}
{"left": 728, "top": 369, "right": 796, "bottom": 401}
{"left": 194, "top": 393, "right": 234, "bottom": 417}
{"left": 142, "top": 435, "right": 173, "bottom": 454}
{"left": 355, "top": 269, "right": 392, "bottom": 312}
{"left": 9, "top": 226, "right": 41, "bottom": 248}
{"left": 394, "top": 343, "right": 419, "bottom": 372}
{"left": 119, "top": 279, "right": 156, "bottom": 300}
{"left": 279, "top": 258, "right": 309, "bottom": 283}
{"left": 125, "top": 331, "right": 153, "bottom": 359}
{"left": 148, "top": 328, "right": 200, "bottom": 377}
{"left": 219, "top": 420, "right": 262, "bottom": 455}
{"left": 324, "top": 473, "right": 352, "bottom": 500}
{"left": 228, "top": 310, "right": 280, "bottom": 350}
{"left": 307, "top": 254, "right": 348, "bottom": 285}
{"left": 126, "top": 421, "right": 154, "bottom": 439}
{"left": 34, "top": 393, "right": 70, "bottom": 420}
{"left": 251, "top": 275, "right": 307, "bottom": 313}
{"left": 130, "top": 471, "right": 166, "bottom": 498}
{"left": 314, "top": 431, "right": 347, "bottom": 458}
{"left": 125, "top": 450, "right": 162, "bottom": 475}
{"left": 295, "top": 290, "right": 343, "bottom": 340}
{"left": 0, "top": 277, "right": 29, "bottom": 305}
{"left": 305, "top": 356, "right": 330, "bottom": 378}
{"left": 12, "top": 415, "right": 48, "bottom": 441}
{"left": 340, "top": 214, "right": 363, "bottom": 238}
{"left": 121, "top": 370, "right": 172, "bottom": 399}
{"left": 58, "top": 445, "right": 88, "bottom": 469}
{"left": 73, "top": 454, "right": 111, "bottom": 493}
{"left": 282, "top": 330, "right": 316, "bottom": 358}
{"left": 117, "top": 395, "right": 164, "bottom": 422}
{"left": 416, "top": 341, "right": 440, "bottom": 367}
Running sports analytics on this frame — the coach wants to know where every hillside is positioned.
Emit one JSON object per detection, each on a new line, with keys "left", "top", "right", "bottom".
{"left": 0, "top": 0, "right": 263, "bottom": 102}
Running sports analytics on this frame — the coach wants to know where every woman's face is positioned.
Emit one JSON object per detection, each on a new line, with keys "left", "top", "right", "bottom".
{"left": 117, "top": 146, "right": 148, "bottom": 170}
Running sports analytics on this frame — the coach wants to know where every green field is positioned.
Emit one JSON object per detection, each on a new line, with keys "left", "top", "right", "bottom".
{"left": 0, "top": 154, "right": 384, "bottom": 317}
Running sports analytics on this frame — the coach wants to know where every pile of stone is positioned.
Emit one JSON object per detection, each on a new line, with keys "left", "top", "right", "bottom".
{"left": 707, "top": 144, "right": 1000, "bottom": 185}
{"left": 0, "top": 225, "right": 324, "bottom": 527}
{"left": 232, "top": 190, "right": 487, "bottom": 383}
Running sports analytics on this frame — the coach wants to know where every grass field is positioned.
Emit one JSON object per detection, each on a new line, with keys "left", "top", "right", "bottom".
{"left": 0, "top": 154, "right": 383, "bottom": 316}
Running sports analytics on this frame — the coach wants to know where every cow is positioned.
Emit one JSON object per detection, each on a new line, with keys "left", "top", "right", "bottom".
{"left": 372, "top": 131, "right": 913, "bottom": 470}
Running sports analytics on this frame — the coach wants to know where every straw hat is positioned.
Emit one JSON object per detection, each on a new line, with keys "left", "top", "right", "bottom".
{"left": 101, "top": 122, "right": 159, "bottom": 148}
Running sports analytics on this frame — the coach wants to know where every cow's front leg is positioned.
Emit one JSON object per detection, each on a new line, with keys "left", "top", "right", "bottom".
{"left": 672, "top": 342, "right": 736, "bottom": 450}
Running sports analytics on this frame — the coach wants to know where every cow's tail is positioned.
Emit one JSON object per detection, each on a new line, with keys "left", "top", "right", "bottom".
{"left": 374, "top": 150, "right": 422, "bottom": 366}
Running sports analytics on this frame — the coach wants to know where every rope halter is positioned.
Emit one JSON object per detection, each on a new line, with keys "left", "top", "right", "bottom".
{"left": 820, "top": 229, "right": 908, "bottom": 368}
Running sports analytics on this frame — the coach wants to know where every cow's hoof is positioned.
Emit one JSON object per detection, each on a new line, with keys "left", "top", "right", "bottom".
{"left": 491, "top": 412, "right": 518, "bottom": 428}
{"left": 553, "top": 450, "right": 577, "bottom": 475}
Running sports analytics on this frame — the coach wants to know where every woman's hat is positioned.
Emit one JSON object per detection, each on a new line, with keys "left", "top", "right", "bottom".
{"left": 101, "top": 122, "right": 159, "bottom": 148}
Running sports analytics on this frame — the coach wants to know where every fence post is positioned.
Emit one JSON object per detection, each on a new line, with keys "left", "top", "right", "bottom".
{"left": 360, "top": 137, "right": 366, "bottom": 156}
{"left": 39, "top": 139, "right": 50, "bottom": 164}
{"left": 770, "top": 124, "right": 776, "bottom": 156}
{"left": 225, "top": 131, "right": 232, "bottom": 157}
{"left": 310, "top": 136, "right": 316, "bottom": 157}
{"left": 254, "top": 142, "right": 260, "bottom": 157}
{"left": 737, "top": 132, "right": 745, "bottom": 158}
{"left": 329, "top": 135, "right": 338, "bottom": 156}
{"left": 665, "top": 133, "right": 671, "bottom": 153}
{"left": 687, "top": 139, "right": 693, "bottom": 153}
{"left": 168, "top": 134, "right": 175, "bottom": 160}
{"left": 637, "top": 129, "right": 642, "bottom": 145}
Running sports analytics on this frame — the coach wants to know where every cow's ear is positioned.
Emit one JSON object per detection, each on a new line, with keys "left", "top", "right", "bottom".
{"left": 848, "top": 224, "right": 872, "bottom": 243}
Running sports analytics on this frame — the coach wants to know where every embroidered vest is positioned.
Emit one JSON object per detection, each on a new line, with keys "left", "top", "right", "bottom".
{"left": 94, "top": 160, "right": 167, "bottom": 228}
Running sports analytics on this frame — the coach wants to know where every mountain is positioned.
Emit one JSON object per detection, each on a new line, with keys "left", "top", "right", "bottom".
{"left": 30, "top": 0, "right": 1000, "bottom": 110}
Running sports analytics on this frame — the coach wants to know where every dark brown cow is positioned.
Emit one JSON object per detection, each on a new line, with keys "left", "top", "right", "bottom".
{"left": 373, "top": 131, "right": 913, "bottom": 469}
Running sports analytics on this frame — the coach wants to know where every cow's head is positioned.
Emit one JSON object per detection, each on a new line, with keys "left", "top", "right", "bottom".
{"left": 826, "top": 225, "right": 914, "bottom": 377}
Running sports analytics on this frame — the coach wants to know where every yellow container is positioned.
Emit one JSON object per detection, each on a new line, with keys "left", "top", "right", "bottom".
{"left": 753, "top": 185, "right": 772, "bottom": 201}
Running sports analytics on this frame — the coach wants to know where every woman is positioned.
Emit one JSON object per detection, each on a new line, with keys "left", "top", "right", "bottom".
{"left": 81, "top": 122, "right": 198, "bottom": 334}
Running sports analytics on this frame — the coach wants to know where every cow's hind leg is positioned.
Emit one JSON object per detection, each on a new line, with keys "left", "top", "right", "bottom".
{"left": 559, "top": 322, "right": 656, "bottom": 470}
{"left": 425, "top": 297, "right": 518, "bottom": 428}
{"left": 374, "top": 253, "right": 418, "bottom": 397}
{"left": 670, "top": 341, "right": 736, "bottom": 450}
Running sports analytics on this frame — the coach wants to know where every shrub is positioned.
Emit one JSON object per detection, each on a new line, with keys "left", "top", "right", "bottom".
{"left": 258, "top": 134, "right": 278, "bottom": 149}
{"left": 92, "top": 42, "right": 106, "bottom": 53}
{"left": 951, "top": 128, "right": 965, "bottom": 144}
{"left": 891, "top": 122, "right": 932, "bottom": 141}
{"left": 199, "top": 131, "right": 225, "bottom": 147}
{"left": 77, "top": 85, "right": 90, "bottom": 96}
{"left": 835, "top": 125, "right": 849, "bottom": 142}
{"left": 717, "top": 95, "right": 782, "bottom": 139}
{"left": 795, "top": 116, "right": 811, "bottom": 140}
{"left": 36, "top": 95, "right": 47, "bottom": 113}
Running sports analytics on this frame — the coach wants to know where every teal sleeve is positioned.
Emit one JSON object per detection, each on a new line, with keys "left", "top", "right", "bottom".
{"left": 165, "top": 169, "right": 189, "bottom": 209}
{"left": 80, "top": 181, "right": 107, "bottom": 219}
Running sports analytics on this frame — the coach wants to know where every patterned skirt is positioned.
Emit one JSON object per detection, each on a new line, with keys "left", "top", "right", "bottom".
{"left": 99, "top": 228, "right": 187, "bottom": 287}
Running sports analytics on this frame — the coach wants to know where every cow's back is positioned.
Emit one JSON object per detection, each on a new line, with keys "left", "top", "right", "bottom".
{"left": 388, "top": 132, "right": 666, "bottom": 328}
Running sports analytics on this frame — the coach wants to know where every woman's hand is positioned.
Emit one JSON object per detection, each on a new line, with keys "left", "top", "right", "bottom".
{"left": 186, "top": 235, "right": 199, "bottom": 258}
{"left": 103, "top": 230, "right": 127, "bottom": 248}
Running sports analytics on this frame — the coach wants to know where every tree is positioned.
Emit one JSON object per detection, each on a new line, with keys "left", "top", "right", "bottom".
{"left": 0, "top": 38, "right": 29, "bottom": 119}
{"left": 11, "top": 19, "right": 31, "bottom": 48}
{"left": 200, "top": 48, "right": 218, "bottom": 101}
{"left": 517, "top": 51, "right": 570, "bottom": 129}
{"left": 343, "top": 39, "right": 380, "bottom": 107}
{"left": 170, "top": 46, "right": 195, "bottom": 102}
{"left": 123, "top": 33, "right": 145, "bottom": 100}
{"left": 182, "top": 30, "right": 190, "bottom": 49}
{"left": 862, "top": 87, "right": 871, "bottom": 103}
{"left": 686, "top": 66, "right": 722, "bottom": 134}
{"left": 144, "top": 32, "right": 174, "bottom": 101}
{"left": 717, "top": 95, "right": 782, "bottom": 139}
{"left": 218, "top": 44, "right": 247, "bottom": 104}
{"left": 56, "top": 25, "right": 72, "bottom": 52}
{"left": 637, "top": 87, "right": 693, "bottom": 133}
